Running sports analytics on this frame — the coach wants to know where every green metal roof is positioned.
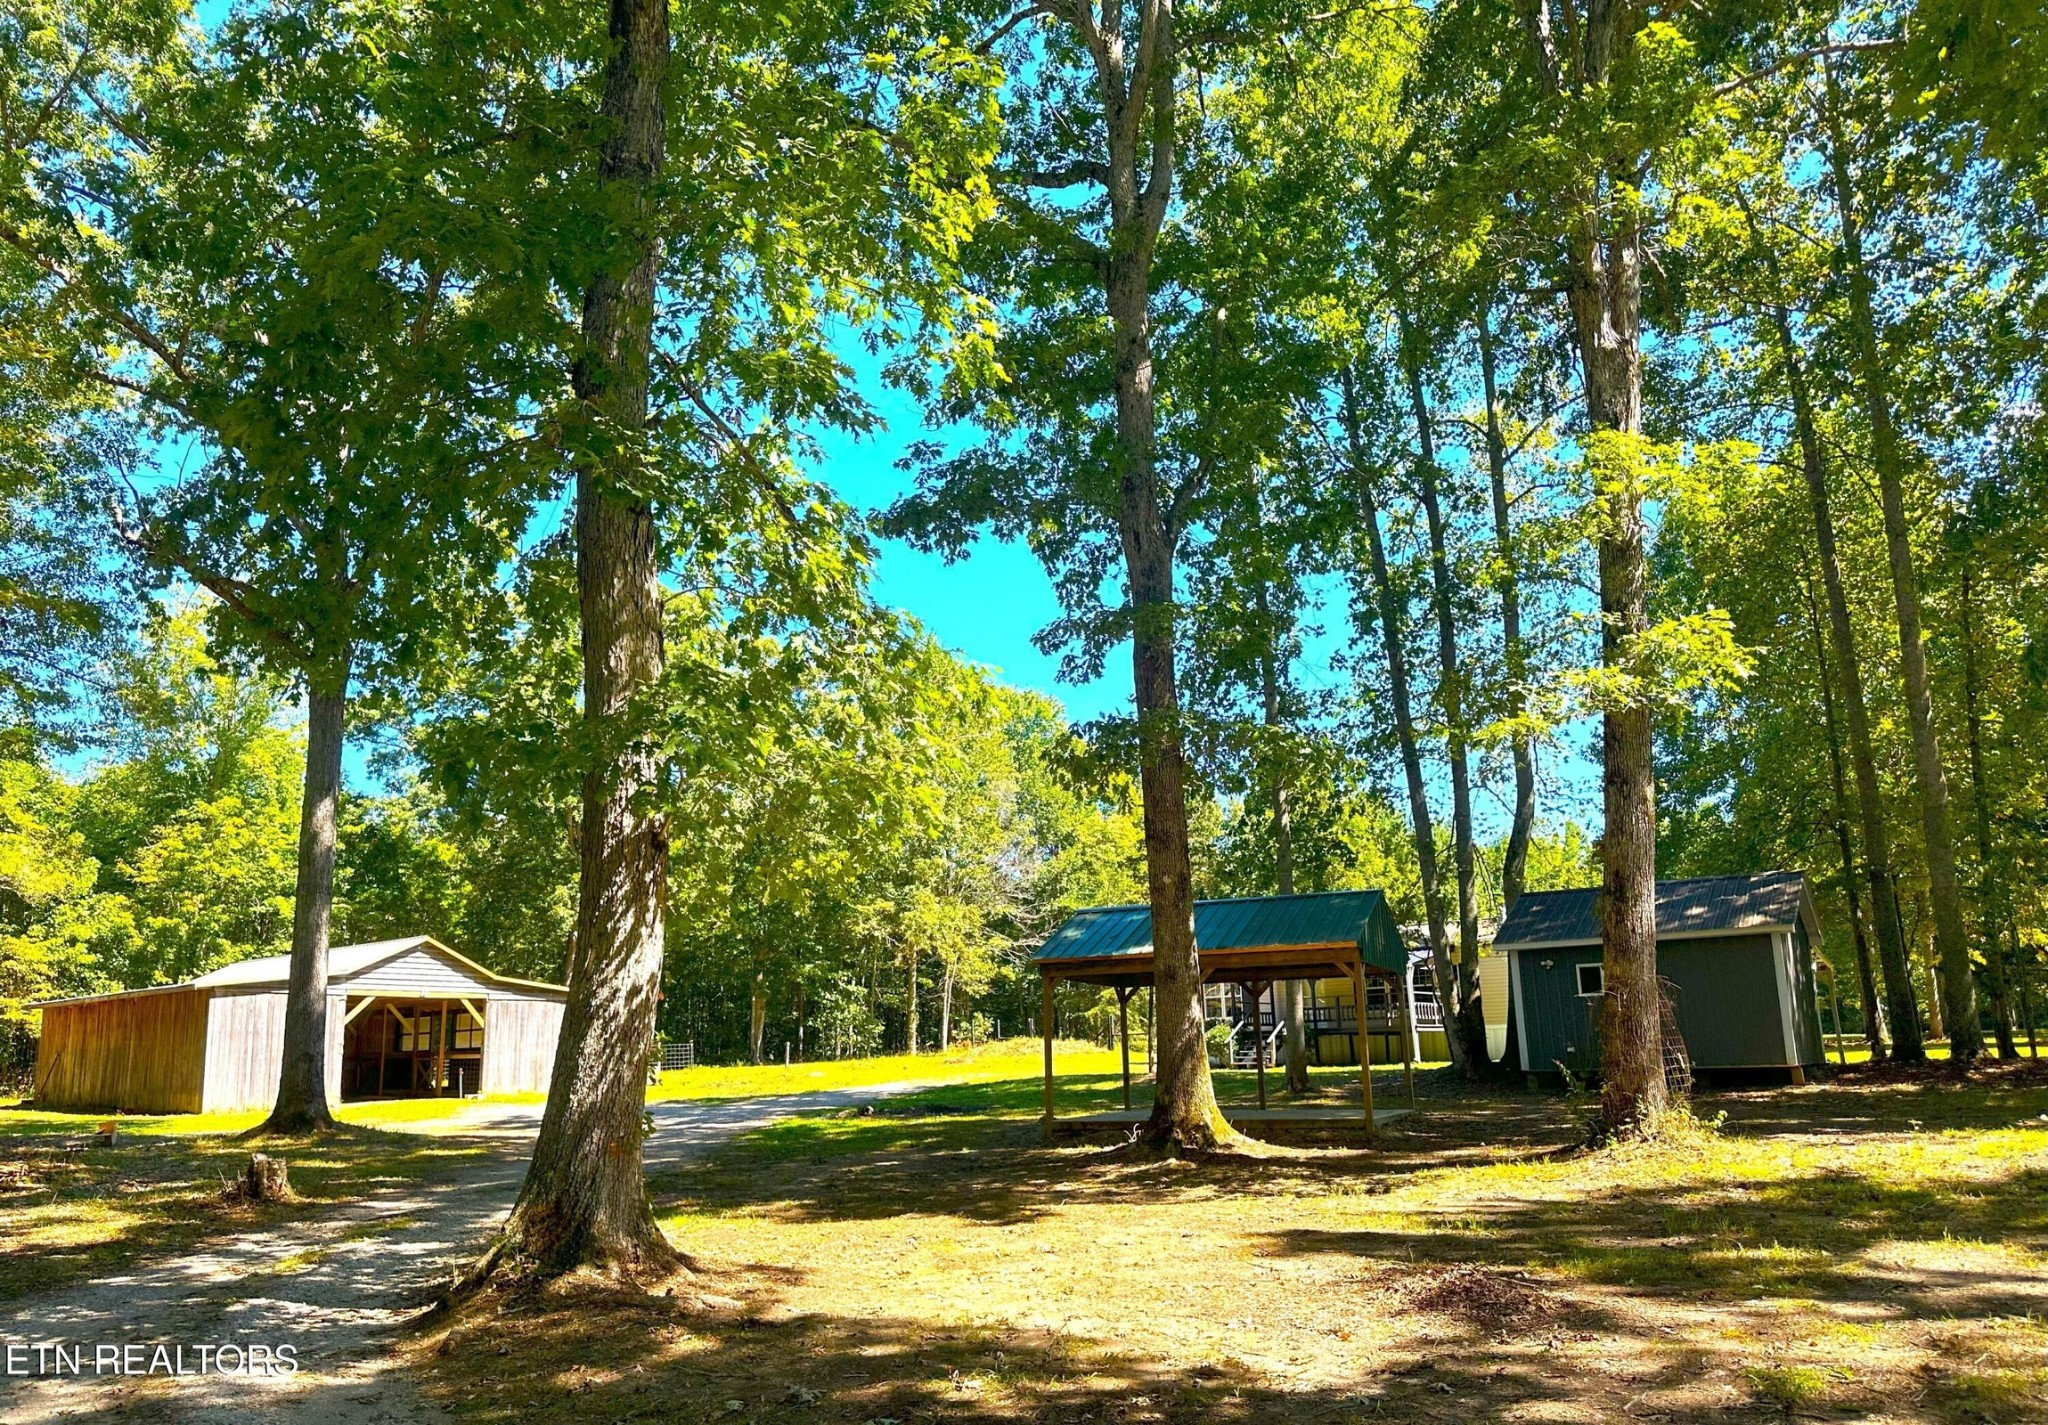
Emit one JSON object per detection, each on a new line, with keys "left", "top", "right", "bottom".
{"left": 1033, "top": 890, "right": 1407, "bottom": 974}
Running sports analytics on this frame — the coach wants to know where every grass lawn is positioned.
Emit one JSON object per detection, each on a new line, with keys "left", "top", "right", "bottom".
{"left": 0, "top": 1102, "right": 498, "bottom": 1307}
{"left": 647, "top": 1038, "right": 1131, "bottom": 1102}
{"left": 413, "top": 1057, "right": 2048, "bottom": 1425}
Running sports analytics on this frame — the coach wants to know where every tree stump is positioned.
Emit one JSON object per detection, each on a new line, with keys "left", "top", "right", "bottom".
{"left": 243, "top": 1153, "right": 296, "bottom": 1202}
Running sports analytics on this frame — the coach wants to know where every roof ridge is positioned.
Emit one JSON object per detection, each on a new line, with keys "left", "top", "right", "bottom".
{"left": 1067, "top": 888, "right": 1382, "bottom": 915}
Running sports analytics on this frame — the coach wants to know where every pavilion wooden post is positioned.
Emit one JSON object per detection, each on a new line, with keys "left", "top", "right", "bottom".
{"left": 1399, "top": 967, "right": 1416, "bottom": 1108}
{"left": 1117, "top": 985, "right": 1133, "bottom": 1110}
{"left": 1251, "top": 979, "right": 1268, "bottom": 1110}
{"left": 1403, "top": 962, "right": 1424, "bottom": 1066}
{"left": 1345, "top": 959, "right": 1375, "bottom": 1136}
{"left": 433, "top": 1001, "right": 448, "bottom": 1097}
{"left": 1041, "top": 971, "right": 1056, "bottom": 1137}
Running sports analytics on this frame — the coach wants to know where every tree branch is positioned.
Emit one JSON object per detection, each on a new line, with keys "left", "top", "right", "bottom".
{"left": 975, "top": 1, "right": 1057, "bottom": 54}
{"left": 1711, "top": 39, "right": 1904, "bottom": 97}
{"left": 1003, "top": 159, "right": 1110, "bottom": 189}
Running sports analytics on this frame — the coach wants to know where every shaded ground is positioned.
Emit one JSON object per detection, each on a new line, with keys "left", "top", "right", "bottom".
{"left": 411, "top": 1059, "right": 2048, "bottom": 1425}
{"left": 0, "top": 1083, "right": 949, "bottom": 1423}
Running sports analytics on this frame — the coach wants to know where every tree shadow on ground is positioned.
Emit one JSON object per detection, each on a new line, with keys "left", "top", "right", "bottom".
{"left": 404, "top": 1268, "right": 1755, "bottom": 1425}
{"left": 651, "top": 1071, "right": 1584, "bottom": 1228}
{"left": 1259, "top": 1158, "right": 2048, "bottom": 1323}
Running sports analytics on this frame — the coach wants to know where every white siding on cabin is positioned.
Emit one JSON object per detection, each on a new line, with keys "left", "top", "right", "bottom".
{"left": 481, "top": 996, "right": 565, "bottom": 1095}
{"left": 338, "top": 946, "right": 493, "bottom": 998}
{"left": 201, "top": 991, "right": 288, "bottom": 1113}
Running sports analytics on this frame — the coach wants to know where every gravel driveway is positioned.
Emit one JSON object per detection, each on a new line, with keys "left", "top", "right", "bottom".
{"left": 0, "top": 1083, "right": 930, "bottom": 1424}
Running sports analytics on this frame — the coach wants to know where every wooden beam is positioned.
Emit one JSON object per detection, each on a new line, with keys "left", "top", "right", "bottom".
{"left": 1349, "top": 960, "right": 1376, "bottom": 1137}
{"left": 433, "top": 1001, "right": 448, "bottom": 1097}
{"left": 1041, "top": 971, "right": 1056, "bottom": 1136}
{"left": 1117, "top": 986, "right": 1133, "bottom": 1111}
{"left": 1251, "top": 980, "right": 1267, "bottom": 1110}
{"left": 1399, "top": 968, "right": 1416, "bottom": 1108}
{"left": 342, "top": 995, "right": 376, "bottom": 1025}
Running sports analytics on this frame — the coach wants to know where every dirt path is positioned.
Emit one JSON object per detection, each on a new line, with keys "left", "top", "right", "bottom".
{"left": 0, "top": 1083, "right": 932, "bottom": 1424}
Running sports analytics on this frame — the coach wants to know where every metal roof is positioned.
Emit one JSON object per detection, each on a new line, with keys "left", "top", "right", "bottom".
{"left": 1033, "top": 890, "right": 1408, "bottom": 974}
{"left": 38, "top": 936, "right": 565, "bottom": 1007}
{"left": 1493, "top": 872, "right": 1815, "bottom": 950}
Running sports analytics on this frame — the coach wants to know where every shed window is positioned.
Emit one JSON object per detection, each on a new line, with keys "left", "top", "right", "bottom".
{"left": 1575, "top": 963, "right": 1605, "bottom": 997}
{"left": 451, "top": 1011, "right": 482, "bottom": 1050}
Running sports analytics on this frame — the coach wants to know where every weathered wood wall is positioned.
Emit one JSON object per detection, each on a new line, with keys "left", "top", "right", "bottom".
{"left": 200, "top": 990, "right": 288, "bottom": 1113}
{"left": 480, "top": 995, "right": 565, "bottom": 1095}
{"left": 34, "top": 987, "right": 208, "bottom": 1113}
{"left": 348, "top": 948, "right": 496, "bottom": 998}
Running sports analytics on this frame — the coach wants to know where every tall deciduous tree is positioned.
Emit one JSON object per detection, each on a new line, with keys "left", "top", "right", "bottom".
{"left": 1519, "top": 0, "right": 1667, "bottom": 1131}
{"left": 1817, "top": 56, "right": 1979, "bottom": 1063}
{"left": 500, "top": 0, "right": 679, "bottom": 1272}
{"left": 5, "top": 2, "right": 559, "bottom": 1131}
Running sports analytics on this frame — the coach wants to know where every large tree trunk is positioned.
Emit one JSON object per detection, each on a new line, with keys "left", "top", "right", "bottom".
{"left": 1401, "top": 322, "right": 1488, "bottom": 1077}
{"left": 1751, "top": 244, "right": 1917, "bottom": 1058}
{"left": 1959, "top": 568, "right": 2019, "bottom": 1059}
{"left": 258, "top": 671, "right": 347, "bottom": 1135}
{"left": 1477, "top": 302, "right": 1536, "bottom": 912}
{"left": 1522, "top": 0, "right": 1664, "bottom": 1135}
{"left": 1340, "top": 367, "right": 1465, "bottom": 1076}
{"left": 1068, "top": 0, "right": 1236, "bottom": 1151}
{"left": 497, "top": 0, "right": 676, "bottom": 1276}
{"left": 1804, "top": 575, "right": 1887, "bottom": 1057}
{"left": 1821, "top": 60, "right": 1979, "bottom": 1065}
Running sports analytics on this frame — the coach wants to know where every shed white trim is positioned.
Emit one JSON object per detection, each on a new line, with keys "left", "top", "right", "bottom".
{"left": 1494, "top": 924, "right": 1802, "bottom": 954}
{"left": 1510, "top": 944, "right": 1532, "bottom": 1073}
{"left": 1772, "top": 930, "right": 1800, "bottom": 1067}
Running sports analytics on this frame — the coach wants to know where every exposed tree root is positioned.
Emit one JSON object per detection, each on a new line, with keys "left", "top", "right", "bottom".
{"left": 438, "top": 1210, "right": 687, "bottom": 1316}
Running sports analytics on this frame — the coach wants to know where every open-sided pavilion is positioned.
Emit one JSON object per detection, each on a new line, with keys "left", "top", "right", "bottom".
{"left": 1032, "top": 890, "right": 1416, "bottom": 1133}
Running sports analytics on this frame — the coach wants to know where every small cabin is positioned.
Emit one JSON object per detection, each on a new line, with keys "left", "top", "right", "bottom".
{"left": 1495, "top": 872, "right": 1827, "bottom": 1081}
{"left": 32, "top": 936, "right": 567, "bottom": 1115}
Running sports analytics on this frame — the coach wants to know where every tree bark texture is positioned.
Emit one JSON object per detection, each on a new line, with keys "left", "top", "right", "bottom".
{"left": 501, "top": 0, "right": 677, "bottom": 1275}
{"left": 1756, "top": 263, "right": 1918, "bottom": 1057}
{"left": 1063, "top": 0, "right": 1235, "bottom": 1150}
{"left": 1340, "top": 367, "right": 1466, "bottom": 1077}
{"left": 1477, "top": 304, "right": 1536, "bottom": 913}
{"left": 261, "top": 673, "right": 347, "bottom": 1134}
{"left": 1522, "top": 0, "right": 1665, "bottom": 1133}
{"left": 1804, "top": 574, "right": 1888, "bottom": 1057}
{"left": 1959, "top": 569, "right": 2019, "bottom": 1058}
{"left": 1821, "top": 60, "right": 1978, "bottom": 1064}
{"left": 1401, "top": 324, "right": 1488, "bottom": 1076}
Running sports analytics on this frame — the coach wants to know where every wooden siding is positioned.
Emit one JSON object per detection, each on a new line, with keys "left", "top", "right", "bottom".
{"left": 341, "top": 947, "right": 493, "bottom": 998}
{"left": 201, "top": 991, "right": 288, "bottom": 1112}
{"left": 1513, "top": 932, "right": 1822, "bottom": 1074}
{"left": 34, "top": 987, "right": 208, "bottom": 1113}
{"left": 481, "top": 996, "right": 563, "bottom": 1095}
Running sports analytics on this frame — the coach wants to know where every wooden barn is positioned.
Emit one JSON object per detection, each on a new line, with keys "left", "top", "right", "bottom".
{"left": 31, "top": 936, "right": 567, "bottom": 1115}
{"left": 1495, "top": 872, "right": 1828, "bottom": 1082}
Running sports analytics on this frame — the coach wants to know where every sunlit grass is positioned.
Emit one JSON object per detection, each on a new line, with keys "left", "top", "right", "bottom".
{"left": 645, "top": 1039, "right": 1119, "bottom": 1102}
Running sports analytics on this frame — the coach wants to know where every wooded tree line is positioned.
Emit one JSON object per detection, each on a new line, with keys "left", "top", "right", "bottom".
{"left": 3, "top": 0, "right": 2042, "bottom": 1268}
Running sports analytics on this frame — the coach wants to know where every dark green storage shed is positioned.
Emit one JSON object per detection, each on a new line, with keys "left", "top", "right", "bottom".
{"left": 1496, "top": 872, "right": 1828, "bottom": 1080}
